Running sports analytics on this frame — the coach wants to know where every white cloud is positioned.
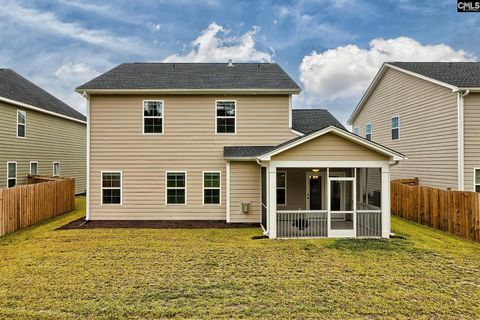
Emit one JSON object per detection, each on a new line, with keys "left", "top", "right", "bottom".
{"left": 163, "top": 23, "right": 273, "bottom": 62}
{"left": 55, "top": 61, "right": 99, "bottom": 83}
{"left": 299, "top": 37, "right": 475, "bottom": 102}
{"left": 0, "top": 1, "right": 149, "bottom": 54}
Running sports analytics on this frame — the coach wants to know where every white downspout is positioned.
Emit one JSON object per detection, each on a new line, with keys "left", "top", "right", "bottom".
{"left": 226, "top": 161, "right": 231, "bottom": 223}
{"left": 83, "top": 92, "right": 91, "bottom": 221}
{"left": 457, "top": 90, "right": 469, "bottom": 191}
{"left": 288, "top": 95, "right": 292, "bottom": 129}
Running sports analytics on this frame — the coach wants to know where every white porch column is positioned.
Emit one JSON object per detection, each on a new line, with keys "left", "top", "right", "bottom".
{"left": 267, "top": 164, "right": 277, "bottom": 238}
{"left": 381, "top": 166, "right": 391, "bottom": 238}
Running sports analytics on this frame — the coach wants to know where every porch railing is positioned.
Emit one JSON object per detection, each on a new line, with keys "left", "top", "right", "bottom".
{"left": 356, "top": 211, "right": 382, "bottom": 237}
{"left": 277, "top": 210, "right": 328, "bottom": 238}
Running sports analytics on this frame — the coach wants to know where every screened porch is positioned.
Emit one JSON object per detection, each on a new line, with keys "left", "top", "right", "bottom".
{"left": 261, "top": 166, "right": 386, "bottom": 238}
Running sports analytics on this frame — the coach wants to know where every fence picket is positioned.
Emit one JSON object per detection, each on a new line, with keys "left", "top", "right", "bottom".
{"left": 0, "top": 176, "right": 75, "bottom": 237}
{"left": 391, "top": 179, "right": 480, "bottom": 243}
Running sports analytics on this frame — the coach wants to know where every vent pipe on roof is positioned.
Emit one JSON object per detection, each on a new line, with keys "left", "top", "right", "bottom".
{"left": 228, "top": 59, "right": 234, "bottom": 67}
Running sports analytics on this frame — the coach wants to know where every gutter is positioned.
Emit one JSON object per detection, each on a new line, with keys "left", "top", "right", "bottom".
{"left": 74, "top": 88, "right": 302, "bottom": 95}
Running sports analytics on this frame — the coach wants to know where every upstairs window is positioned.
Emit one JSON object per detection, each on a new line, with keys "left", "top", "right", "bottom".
{"left": 203, "top": 171, "right": 221, "bottom": 205}
{"left": 143, "top": 100, "right": 163, "bottom": 134}
{"left": 102, "top": 172, "right": 122, "bottom": 205}
{"left": 365, "top": 123, "right": 372, "bottom": 141}
{"left": 166, "top": 172, "right": 186, "bottom": 204}
{"left": 391, "top": 116, "right": 400, "bottom": 140}
{"left": 216, "top": 101, "right": 236, "bottom": 134}
{"left": 7, "top": 162, "right": 16, "bottom": 188}
{"left": 353, "top": 127, "right": 359, "bottom": 135}
{"left": 17, "top": 110, "right": 26, "bottom": 138}
{"left": 30, "top": 161, "right": 38, "bottom": 175}
{"left": 53, "top": 162, "right": 60, "bottom": 177}
{"left": 276, "top": 171, "right": 287, "bottom": 205}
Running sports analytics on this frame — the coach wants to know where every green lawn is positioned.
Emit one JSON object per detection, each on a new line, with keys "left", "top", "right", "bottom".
{"left": 0, "top": 197, "right": 479, "bottom": 319}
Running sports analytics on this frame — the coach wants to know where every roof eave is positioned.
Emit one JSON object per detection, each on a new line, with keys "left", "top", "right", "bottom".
{"left": 0, "top": 95, "right": 86, "bottom": 124}
{"left": 224, "top": 157, "right": 258, "bottom": 161}
{"left": 75, "top": 88, "right": 302, "bottom": 95}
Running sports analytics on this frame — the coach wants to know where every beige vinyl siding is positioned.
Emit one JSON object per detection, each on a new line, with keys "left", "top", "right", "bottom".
{"left": 229, "top": 161, "right": 261, "bottom": 222}
{"left": 272, "top": 133, "right": 388, "bottom": 162}
{"left": 352, "top": 68, "right": 458, "bottom": 189}
{"left": 89, "top": 94, "right": 295, "bottom": 220}
{"left": 463, "top": 93, "right": 480, "bottom": 191}
{"left": 0, "top": 101, "right": 86, "bottom": 194}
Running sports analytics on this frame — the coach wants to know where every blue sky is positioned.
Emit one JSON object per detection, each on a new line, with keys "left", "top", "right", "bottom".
{"left": 0, "top": 0, "right": 478, "bottom": 124}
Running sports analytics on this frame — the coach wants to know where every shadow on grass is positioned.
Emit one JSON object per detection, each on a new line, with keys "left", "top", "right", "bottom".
{"left": 326, "top": 237, "right": 412, "bottom": 252}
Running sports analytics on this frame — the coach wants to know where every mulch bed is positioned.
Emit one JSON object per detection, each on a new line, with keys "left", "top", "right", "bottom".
{"left": 57, "top": 218, "right": 260, "bottom": 230}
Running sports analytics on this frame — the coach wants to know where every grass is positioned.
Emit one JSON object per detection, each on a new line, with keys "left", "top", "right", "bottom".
{"left": 0, "top": 197, "right": 479, "bottom": 319}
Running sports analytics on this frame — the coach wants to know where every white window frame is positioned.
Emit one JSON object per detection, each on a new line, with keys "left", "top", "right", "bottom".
{"left": 142, "top": 100, "right": 164, "bottom": 135}
{"left": 202, "top": 171, "right": 221, "bottom": 205}
{"left": 473, "top": 168, "right": 480, "bottom": 192}
{"left": 215, "top": 100, "right": 237, "bottom": 135}
{"left": 353, "top": 127, "right": 359, "bottom": 136}
{"left": 7, "top": 161, "right": 17, "bottom": 188}
{"left": 101, "top": 171, "right": 123, "bottom": 205}
{"left": 277, "top": 170, "right": 287, "bottom": 206}
{"left": 30, "top": 161, "right": 38, "bottom": 175}
{"left": 17, "top": 110, "right": 26, "bottom": 139}
{"left": 165, "top": 171, "right": 187, "bottom": 205}
{"left": 391, "top": 115, "right": 400, "bottom": 141}
{"left": 53, "top": 162, "right": 60, "bottom": 177}
{"left": 365, "top": 123, "right": 372, "bottom": 140}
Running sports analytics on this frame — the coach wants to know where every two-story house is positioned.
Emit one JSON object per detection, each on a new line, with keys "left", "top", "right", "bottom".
{"left": 77, "top": 62, "right": 405, "bottom": 239}
{"left": 0, "top": 69, "right": 86, "bottom": 194}
{"left": 349, "top": 62, "right": 480, "bottom": 192}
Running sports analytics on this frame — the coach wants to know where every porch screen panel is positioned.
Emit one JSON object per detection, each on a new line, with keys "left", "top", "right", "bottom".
{"left": 356, "top": 168, "right": 381, "bottom": 210}
{"left": 261, "top": 167, "right": 267, "bottom": 229}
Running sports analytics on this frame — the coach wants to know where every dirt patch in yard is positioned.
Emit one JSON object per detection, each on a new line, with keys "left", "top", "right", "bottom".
{"left": 57, "top": 217, "right": 260, "bottom": 230}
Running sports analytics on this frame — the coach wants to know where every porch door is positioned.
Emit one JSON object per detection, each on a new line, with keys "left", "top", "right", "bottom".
{"left": 306, "top": 172, "right": 324, "bottom": 210}
{"left": 328, "top": 177, "right": 356, "bottom": 237}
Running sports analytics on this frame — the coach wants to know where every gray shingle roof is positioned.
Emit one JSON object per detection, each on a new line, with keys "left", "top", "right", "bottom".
{"left": 76, "top": 63, "right": 301, "bottom": 92}
{"left": 0, "top": 69, "right": 86, "bottom": 122}
{"left": 224, "top": 146, "right": 274, "bottom": 158}
{"left": 389, "top": 62, "right": 480, "bottom": 88}
{"left": 292, "top": 109, "right": 345, "bottom": 133}
{"left": 224, "top": 108, "right": 347, "bottom": 158}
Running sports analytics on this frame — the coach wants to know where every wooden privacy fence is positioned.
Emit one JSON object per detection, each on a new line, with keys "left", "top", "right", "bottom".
{"left": 391, "top": 178, "right": 480, "bottom": 242}
{"left": 0, "top": 176, "right": 75, "bottom": 236}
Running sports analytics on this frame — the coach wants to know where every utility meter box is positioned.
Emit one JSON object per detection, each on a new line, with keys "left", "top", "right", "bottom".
{"left": 241, "top": 202, "right": 250, "bottom": 214}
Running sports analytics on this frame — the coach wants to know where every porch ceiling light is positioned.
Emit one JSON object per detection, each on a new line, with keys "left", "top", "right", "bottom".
{"left": 312, "top": 168, "right": 320, "bottom": 172}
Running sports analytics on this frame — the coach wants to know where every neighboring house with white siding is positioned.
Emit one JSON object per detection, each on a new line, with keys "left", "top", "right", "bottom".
{"left": 77, "top": 62, "right": 405, "bottom": 239}
{"left": 0, "top": 69, "right": 87, "bottom": 194}
{"left": 349, "top": 62, "right": 480, "bottom": 192}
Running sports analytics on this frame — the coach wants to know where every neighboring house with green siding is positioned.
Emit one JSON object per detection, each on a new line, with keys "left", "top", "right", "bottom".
{"left": 0, "top": 69, "right": 86, "bottom": 194}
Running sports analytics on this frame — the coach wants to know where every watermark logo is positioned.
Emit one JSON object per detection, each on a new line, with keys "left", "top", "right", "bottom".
{"left": 458, "top": 1, "right": 480, "bottom": 12}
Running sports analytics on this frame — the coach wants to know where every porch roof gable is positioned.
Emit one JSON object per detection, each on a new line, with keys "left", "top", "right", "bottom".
{"left": 224, "top": 125, "right": 407, "bottom": 162}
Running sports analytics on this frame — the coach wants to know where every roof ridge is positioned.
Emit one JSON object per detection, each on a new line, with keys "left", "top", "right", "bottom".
{"left": 128, "top": 62, "right": 275, "bottom": 64}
